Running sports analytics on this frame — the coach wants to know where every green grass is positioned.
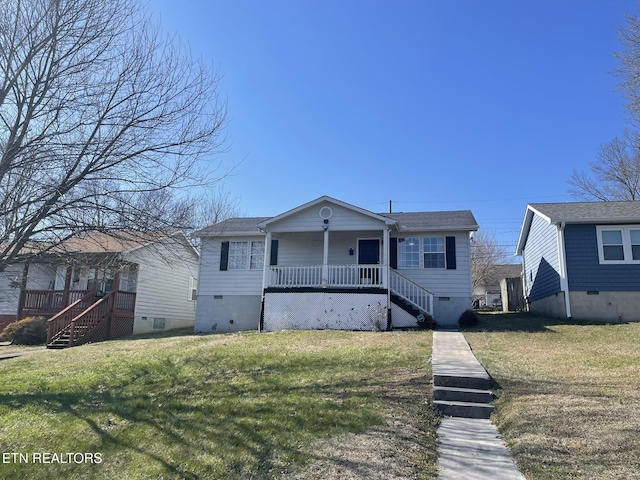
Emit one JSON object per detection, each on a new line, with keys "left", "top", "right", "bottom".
{"left": 0, "top": 329, "right": 437, "bottom": 479}
{"left": 463, "top": 313, "right": 640, "bottom": 480}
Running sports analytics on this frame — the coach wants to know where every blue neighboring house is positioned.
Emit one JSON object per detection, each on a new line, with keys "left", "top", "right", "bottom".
{"left": 516, "top": 201, "right": 640, "bottom": 322}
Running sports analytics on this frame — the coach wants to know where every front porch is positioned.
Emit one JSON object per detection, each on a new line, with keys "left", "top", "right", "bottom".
{"left": 261, "top": 264, "right": 434, "bottom": 332}
{"left": 255, "top": 198, "right": 435, "bottom": 331}
{"left": 16, "top": 263, "right": 137, "bottom": 348}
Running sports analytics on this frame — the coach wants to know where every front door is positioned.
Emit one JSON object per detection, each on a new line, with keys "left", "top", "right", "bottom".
{"left": 358, "top": 239, "right": 380, "bottom": 264}
{"left": 358, "top": 239, "right": 380, "bottom": 285}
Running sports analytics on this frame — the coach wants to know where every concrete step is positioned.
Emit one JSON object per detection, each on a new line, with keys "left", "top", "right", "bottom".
{"left": 433, "top": 374, "right": 491, "bottom": 391}
{"left": 433, "top": 385, "right": 494, "bottom": 404}
{"left": 435, "top": 400, "right": 495, "bottom": 419}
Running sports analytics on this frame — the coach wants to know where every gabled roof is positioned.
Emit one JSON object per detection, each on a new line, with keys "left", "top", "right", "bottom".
{"left": 382, "top": 211, "right": 478, "bottom": 232}
{"left": 257, "top": 196, "right": 396, "bottom": 229}
{"left": 196, "top": 201, "right": 478, "bottom": 237}
{"left": 45, "top": 230, "right": 199, "bottom": 259}
{"left": 516, "top": 201, "right": 640, "bottom": 255}
{"left": 194, "top": 217, "right": 271, "bottom": 237}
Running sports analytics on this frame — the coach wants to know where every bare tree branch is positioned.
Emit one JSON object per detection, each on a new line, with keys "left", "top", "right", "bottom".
{"left": 471, "top": 230, "right": 509, "bottom": 292}
{"left": 0, "top": 0, "right": 231, "bottom": 270}
{"left": 568, "top": 130, "right": 640, "bottom": 201}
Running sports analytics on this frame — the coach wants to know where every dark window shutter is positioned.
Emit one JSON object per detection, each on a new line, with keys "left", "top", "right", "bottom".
{"left": 390, "top": 237, "right": 398, "bottom": 269}
{"left": 270, "top": 239, "right": 278, "bottom": 266}
{"left": 446, "top": 236, "right": 456, "bottom": 270}
{"left": 220, "top": 241, "right": 229, "bottom": 271}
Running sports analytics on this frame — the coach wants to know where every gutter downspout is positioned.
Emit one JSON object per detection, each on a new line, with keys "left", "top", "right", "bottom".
{"left": 557, "top": 222, "right": 572, "bottom": 319}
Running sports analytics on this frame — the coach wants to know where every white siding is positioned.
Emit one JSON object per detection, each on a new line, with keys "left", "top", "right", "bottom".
{"left": 197, "top": 235, "right": 265, "bottom": 296}
{"left": 392, "top": 231, "right": 472, "bottom": 298}
{"left": 125, "top": 240, "right": 200, "bottom": 333}
{"left": 25, "top": 264, "right": 56, "bottom": 290}
{"left": 267, "top": 201, "right": 387, "bottom": 232}
{"left": 0, "top": 264, "right": 24, "bottom": 316}
{"left": 274, "top": 230, "right": 383, "bottom": 266}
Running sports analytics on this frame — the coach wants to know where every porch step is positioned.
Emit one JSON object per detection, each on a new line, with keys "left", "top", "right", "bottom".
{"left": 47, "top": 336, "right": 70, "bottom": 349}
{"left": 390, "top": 294, "right": 421, "bottom": 317}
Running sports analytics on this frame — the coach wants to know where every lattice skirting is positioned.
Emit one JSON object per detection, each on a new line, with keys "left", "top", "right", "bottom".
{"left": 263, "top": 292, "right": 389, "bottom": 332}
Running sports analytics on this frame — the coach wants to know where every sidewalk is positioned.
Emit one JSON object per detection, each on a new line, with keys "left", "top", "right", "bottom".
{"left": 0, "top": 347, "right": 47, "bottom": 360}
{"left": 433, "top": 330, "right": 525, "bottom": 480}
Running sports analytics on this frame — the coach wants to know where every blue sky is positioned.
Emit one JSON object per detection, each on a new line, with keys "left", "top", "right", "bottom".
{"left": 150, "top": 0, "right": 638, "bottom": 257}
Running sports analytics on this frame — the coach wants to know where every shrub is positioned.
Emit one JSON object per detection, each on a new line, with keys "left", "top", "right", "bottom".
{"left": 417, "top": 313, "right": 438, "bottom": 330}
{"left": 458, "top": 309, "right": 479, "bottom": 327}
{"left": 0, "top": 316, "right": 48, "bottom": 345}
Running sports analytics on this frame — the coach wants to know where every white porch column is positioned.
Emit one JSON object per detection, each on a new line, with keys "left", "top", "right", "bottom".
{"left": 382, "top": 227, "right": 389, "bottom": 288}
{"left": 322, "top": 227, "right": 329, "bottom": 286}
{"left": 262, "top": 231, "right": 272, "bottom": 290}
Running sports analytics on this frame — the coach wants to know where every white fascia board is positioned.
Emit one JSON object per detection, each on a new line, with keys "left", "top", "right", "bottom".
{"left": 515, "top": 205, "right": 551, "bottom": 256}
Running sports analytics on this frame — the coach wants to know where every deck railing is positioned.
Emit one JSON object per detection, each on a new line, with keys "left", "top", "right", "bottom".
{"left": 20, "top": 289, "right": 88, "bottom": 317}
{"left": 267, "top": 264, "right": 384, "bottom": 288}
{"left": 389, "top": 269, "right": 434, "bottom": 315}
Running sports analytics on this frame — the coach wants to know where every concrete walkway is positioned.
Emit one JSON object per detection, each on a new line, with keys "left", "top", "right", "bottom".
{"left": 0, "top": 348, "right": 46, "bottom": 361}
{"left": 433, "top": 331, "right": 525, "bottom": 480}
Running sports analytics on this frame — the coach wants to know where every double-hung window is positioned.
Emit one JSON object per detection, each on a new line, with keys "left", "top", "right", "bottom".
{"left": 396, "top": 236, "right": 449, "bottom": 269}
{"left": 398, "top": 237, "right": 420, "bottom": 268}
{"left": 229, "top": 241, "right": 264, "bottom": 270}
{"left": 596, "top": 226, "right": 640, "bottom": 264}
{"left": 423, "top": 237, "right": 446, "bottom": 269}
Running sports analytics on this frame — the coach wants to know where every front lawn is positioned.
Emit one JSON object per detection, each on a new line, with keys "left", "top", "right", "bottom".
{"left": 0, "top": 330, "right": 438, "bottom": 479}
{"left": 464, "top": 313, "right": 640, "bottom": 480}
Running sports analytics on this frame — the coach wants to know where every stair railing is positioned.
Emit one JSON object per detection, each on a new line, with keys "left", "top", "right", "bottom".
{"left": 68, "top": 291, "right": 115, "bottom": 347}
{"left": 47, "top": 291, "right": 96, "bottom": 344}
{"left": 389, "top": 269, "right": 434, "bottom": 315}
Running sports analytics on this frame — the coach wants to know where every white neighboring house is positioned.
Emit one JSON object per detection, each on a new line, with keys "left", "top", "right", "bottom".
{"left": 194, "top": 196, "right": 478, "bottom": 332}
{"left": 0, "top": 231, "right": 199, "bottom": 347}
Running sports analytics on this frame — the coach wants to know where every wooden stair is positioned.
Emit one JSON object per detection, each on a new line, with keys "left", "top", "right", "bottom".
{"left": 46, "top": 290, "right": 135, "bottom": 349}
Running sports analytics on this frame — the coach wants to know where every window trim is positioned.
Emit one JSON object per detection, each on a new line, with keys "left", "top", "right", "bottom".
{"left": 397, "top": 237, "right": 420, "bottom": 269}
{"left": 596, "top": 225, "right": 640, "bottom": 264}
{"left": 396, "top": 236, "right": 450, "bottom": 269}
{"left": 228, "top": 240, "right": 265, "bottom": 270}
{"left": 423, "top": 236, "right": 446, "bottom": 269}
{"left": 189, "top": 276, "right": 198, "bottom": 301}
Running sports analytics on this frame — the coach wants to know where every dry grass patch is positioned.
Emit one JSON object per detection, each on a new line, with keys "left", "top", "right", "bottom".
{"left": 0, "top": 329, "right": 438, "bottom": 479}
{"left": 463, "top": 313, "right": 640, "bottom": 479}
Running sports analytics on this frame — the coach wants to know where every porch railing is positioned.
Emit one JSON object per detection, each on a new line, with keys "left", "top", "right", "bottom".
{"left": 267, "top": 264, "right": 384, "bottom": 288}
{"left": 20, "top": 289, "right": 88, "bottom": 318}
{"left": 389, "top": 269, "right": 434, "bottom": 315}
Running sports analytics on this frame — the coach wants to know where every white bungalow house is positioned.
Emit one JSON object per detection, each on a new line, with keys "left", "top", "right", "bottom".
{"left": 194, "top": 196, "right": 478, "bottom": 332}
{"left": 0, "top": 231, "right": 199, "bottom": 347}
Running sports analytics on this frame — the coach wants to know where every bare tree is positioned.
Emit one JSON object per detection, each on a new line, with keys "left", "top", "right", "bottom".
{"left": 568, "top": 11, "right": 640, "bottom": 202}
{"left": 0, "top": 0, "right": 228, "bottom": 271}
{"left": 471, "top": 230, "right": 509, "bottom": 293}
{"left": 568, "top": 130, "right": 640, "bottom": 201}
{"left": 616, "top": 12, "right": 640, "bottom": 123}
